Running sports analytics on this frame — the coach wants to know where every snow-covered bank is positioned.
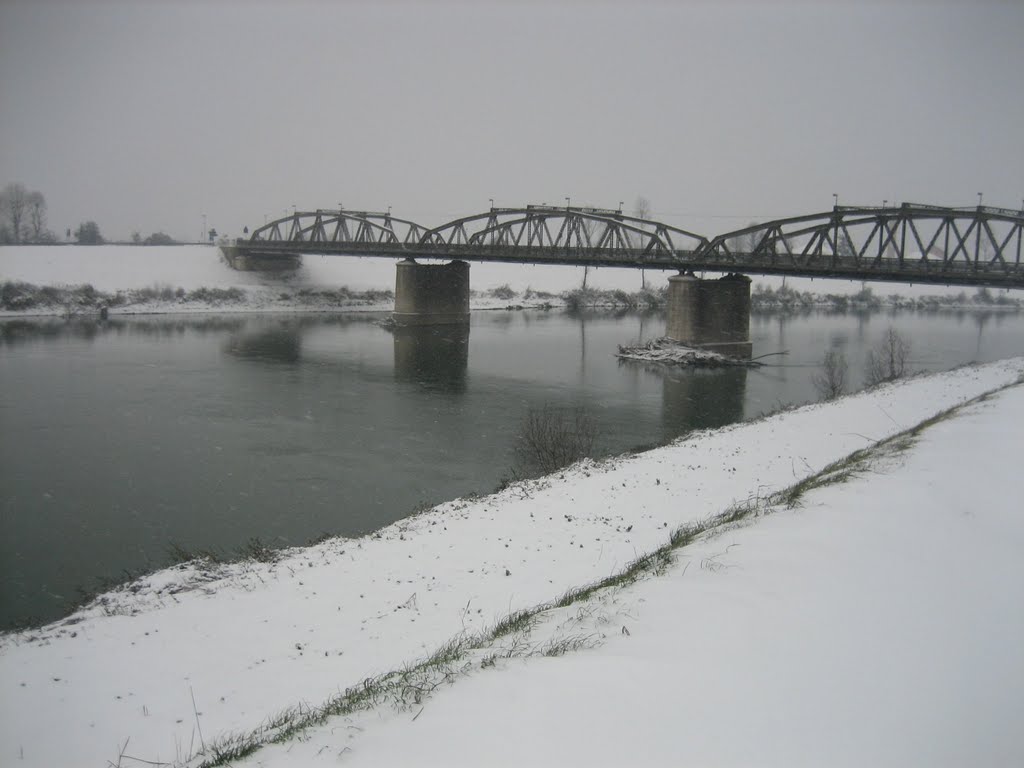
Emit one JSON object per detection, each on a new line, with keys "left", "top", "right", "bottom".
{"left": 303, "top": 381, "right": 1024, "bottom": 768}
{"left": 0, "top": 280, "right": 553, "bottom": 318}
{"left": 0, "top": 243, "right": 641, "bottom": 303}
{"left": 1, "top": 359, "right": 1022, "bottom": 767}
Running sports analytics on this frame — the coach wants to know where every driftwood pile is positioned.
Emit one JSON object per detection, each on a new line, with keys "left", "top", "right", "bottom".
{"left": 615, "top": 337, "right": 762, "bottom": 368}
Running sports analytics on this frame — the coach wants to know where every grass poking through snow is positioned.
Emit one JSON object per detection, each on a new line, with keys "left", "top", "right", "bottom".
{"left": 140, "top": 379, "right": 1024, "bottom": 768}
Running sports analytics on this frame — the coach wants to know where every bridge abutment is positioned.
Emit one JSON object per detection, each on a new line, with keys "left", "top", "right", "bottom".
{"left": 220, "top": 245, "right": 301, "bottom": 271}
{"left": 666, "top": 273, "right": 752, "bottom": 358}
{"left": 393, "top": 259, "right": 470, "bottom": 326}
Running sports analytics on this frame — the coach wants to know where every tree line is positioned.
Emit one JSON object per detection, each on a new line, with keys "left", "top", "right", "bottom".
{"left": 0, "top": 182, "right": 174, "bottom": 246}
{"left": 0, "top": 182, "right": 107, "bottom": 245}
{"left": 0, "top": 183, "right": 57, "bottom": 243}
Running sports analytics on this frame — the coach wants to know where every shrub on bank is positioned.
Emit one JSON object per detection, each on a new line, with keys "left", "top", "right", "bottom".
{"left": 563, "top": 286, "right": 667, "bottom": 310}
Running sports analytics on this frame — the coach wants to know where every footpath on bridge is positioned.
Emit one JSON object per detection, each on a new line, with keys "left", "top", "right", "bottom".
{"left": 2, "top": 359, "right": 1023, "bottom": 768}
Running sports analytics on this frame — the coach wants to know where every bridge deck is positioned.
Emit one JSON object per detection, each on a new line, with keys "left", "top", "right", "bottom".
{"left": 229, "top": 204, "right": 1024, "bottom": 289}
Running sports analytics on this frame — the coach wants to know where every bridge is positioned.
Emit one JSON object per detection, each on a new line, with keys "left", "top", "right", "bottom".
{"left": 222, "top": 202, "right": 1024, "bottom": 357}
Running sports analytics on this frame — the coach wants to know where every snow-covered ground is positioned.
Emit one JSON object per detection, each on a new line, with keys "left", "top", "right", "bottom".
{"left": 3, "top": 244, "right": 985, "bottom": 315}
{"left": 0, "top": 244, "right": 634, "bottom": 302}
{"left": 1, "top": 359, "right": 1022, "bottom": 768}
{"left": 308, "top": 380, "right": 1024, "bottom": 768}
{"left": 0, "top": 245, "right": 562, "bottom": 316}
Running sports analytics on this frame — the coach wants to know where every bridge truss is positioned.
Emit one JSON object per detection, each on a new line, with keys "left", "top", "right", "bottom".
{"left": 239, "top": 203, "right": 1024, "bottom": 288}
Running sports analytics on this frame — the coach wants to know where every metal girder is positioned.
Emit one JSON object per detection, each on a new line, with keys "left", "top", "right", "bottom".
{"left": 237, "top": 203, "right": 1024, "bottom": 287}
{"left": 248, "top": 210, "right": 431, "bottom": 246}
{"left": 417, "top": 206, "right": 708, "bottom": 260}
{"left": 702, "top": 205, "right": 1024, "bottom": 284}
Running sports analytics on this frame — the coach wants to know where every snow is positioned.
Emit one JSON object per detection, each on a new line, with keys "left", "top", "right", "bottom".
{"left": 1, "top": 358, "right": 1022, "bottom": 768}
{"left": 0, "top": 244, "right": 655, "bottom": 299}
{"left": 311, "top": 382, "right": 1024, "bottom": 768}
{"left": 5, "top": 245, "right": 993, "bottom": 308}
{"left": 616, "top": 336, "right": 757, "bottom": 366}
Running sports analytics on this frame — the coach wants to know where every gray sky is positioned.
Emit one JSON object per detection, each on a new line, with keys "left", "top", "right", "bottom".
{"left": 1, "top": 0, "right": 1022, "bottom": 243}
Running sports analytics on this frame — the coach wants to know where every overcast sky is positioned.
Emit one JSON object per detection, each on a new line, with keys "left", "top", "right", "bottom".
{"left": 1, "top": 0, "right": 1021, "bottom": 243}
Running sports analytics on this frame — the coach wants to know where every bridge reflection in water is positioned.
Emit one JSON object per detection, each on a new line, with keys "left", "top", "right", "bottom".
{"left": 660, "top": 367, "right": 747, "bottom": 442}
{"left": 391, "top": 324, "right": 469, "bottom": 393}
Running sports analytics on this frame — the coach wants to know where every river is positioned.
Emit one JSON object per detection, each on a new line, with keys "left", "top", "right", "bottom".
{"left": 2, "top": 307, "right": 1023, "bottom": 629}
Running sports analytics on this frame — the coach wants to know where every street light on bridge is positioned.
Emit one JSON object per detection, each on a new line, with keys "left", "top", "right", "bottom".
{"left": 977, "top": 192, "right": 983, "bottom": 207}
{"left": 832, "top": 193, "right": 838, "bottom": 209}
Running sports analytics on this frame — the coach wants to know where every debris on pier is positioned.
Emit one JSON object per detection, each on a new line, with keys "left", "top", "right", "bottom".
{"left": 615, "top": 337, "right": 762, "bottom": 368}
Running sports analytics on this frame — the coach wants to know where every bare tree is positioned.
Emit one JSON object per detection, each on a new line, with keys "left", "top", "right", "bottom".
{"left": 514, "top": 404, "right": 598, "bottom": 476}
{"left": 1, "top": 183, "right": 29, "bottom": 243}
{"left": 865, "top": 327, "right": 911, "bottom": 386}
{"left": 634, "top": 196, "right": 651, "bottom": 288}
{"left": 812, "top": 349, "right": 848, "bottom": 400}
{"left": 28, "top": 191, "right": 49, "bottom": 242}
{"left": 579, "top": 208, "right": 601, "bottom": 290}
{"left": 728, "top": 222, "right": 760, "bottom": 253}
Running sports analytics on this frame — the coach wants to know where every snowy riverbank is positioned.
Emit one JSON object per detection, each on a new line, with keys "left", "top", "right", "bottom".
{"left": 1, "top": 358, "right": 1022, "bottom": 767}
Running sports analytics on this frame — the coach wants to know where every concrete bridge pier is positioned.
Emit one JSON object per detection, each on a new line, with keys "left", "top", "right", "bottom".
{"left": 393, "top": 259, "right": 470, "bottom": 326}
{"left": 666, "top": 272, "right": 752, "bottom": 358}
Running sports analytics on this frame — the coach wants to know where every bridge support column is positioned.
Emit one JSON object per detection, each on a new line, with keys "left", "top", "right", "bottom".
{"left": 393, "top": 259, "right": 470, "bottom": 326}
{"left": 666, "top": 273, "right": 752, "bottom": 358}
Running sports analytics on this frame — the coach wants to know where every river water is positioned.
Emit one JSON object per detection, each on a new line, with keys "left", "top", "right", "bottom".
{"left": 2, "top": 307, "right": 1023, "bottom": 628}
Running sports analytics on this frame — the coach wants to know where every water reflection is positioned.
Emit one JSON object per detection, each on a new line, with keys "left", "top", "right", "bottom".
{"left": 224, "top": 322, "right": 304, "bottom": 364}
{"left": 5, "top": 307, "right": 1024, "bottom": 629}
{"left": 661, "top": 368, "right": 748, "bottom": 439}
{"left": 392, "top": 325, "right": 469, "bottom": 392}
{"left": 0, "top": 316, "right": 251, "bottom": 347}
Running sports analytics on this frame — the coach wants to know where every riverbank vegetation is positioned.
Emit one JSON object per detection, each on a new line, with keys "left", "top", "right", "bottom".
{"left": 751, "top": 282, "right": 1021, "bottom": 312}
{"left": 0, "top": 280, "right": 395, "bottom": 313}
{"left": 563, "top": 285, "right": 667, "bottom": 310}
{"left": 0, "top": 280, "right": 246, "bottom": 312}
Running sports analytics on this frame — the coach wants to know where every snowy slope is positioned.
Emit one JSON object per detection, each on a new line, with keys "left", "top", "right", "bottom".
{"left": 1, "top": 359, "right": 1021, "bottom": 767}
{"left": 302, "top": 384, "right": 1024, "bottom": 768}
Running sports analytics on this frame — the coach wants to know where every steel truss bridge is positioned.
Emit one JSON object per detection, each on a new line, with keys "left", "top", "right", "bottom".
{"left": 235, "top": 203, "right": 1024, "bottom": 288}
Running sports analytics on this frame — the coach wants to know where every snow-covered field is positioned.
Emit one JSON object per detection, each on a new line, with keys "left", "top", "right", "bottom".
{"left": 1, "top": 359, "right": 1022, "bottom": 768}
{"left": 0, "top": 245, "right": 561, "bottom": 316}
{"left": 0, "top": 244, "right": 644, "bottom": 307}
{"left": 2, "top": 244, "right": 964, "bottom": 318}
